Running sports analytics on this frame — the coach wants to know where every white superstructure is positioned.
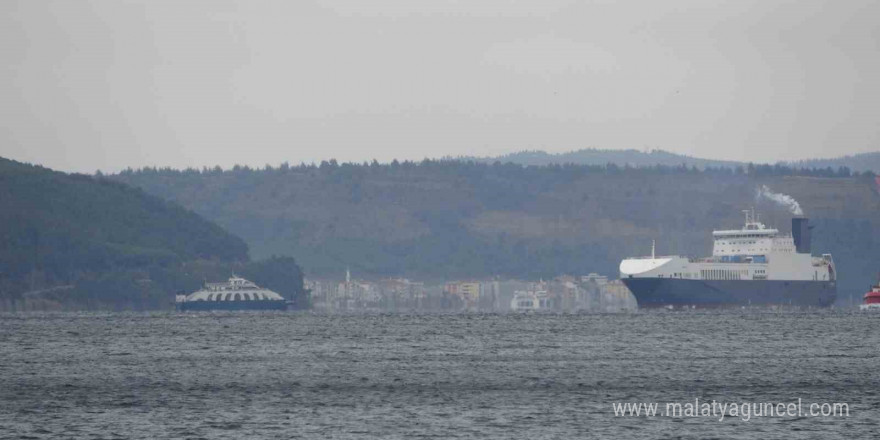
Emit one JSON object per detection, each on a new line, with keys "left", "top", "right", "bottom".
{"left": 620, "top": 210, "right": 835, "bottom": 282}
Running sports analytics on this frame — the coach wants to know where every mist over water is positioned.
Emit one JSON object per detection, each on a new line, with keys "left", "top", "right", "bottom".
{"left": 1, "top": 310, "right": 877, "bottom": 439}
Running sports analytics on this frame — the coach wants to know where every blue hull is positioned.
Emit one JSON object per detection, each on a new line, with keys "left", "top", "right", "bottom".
{"left": 177, "top": 300, "right": 287, "bottom": 311}
{"left": 621, "top": 278, "right": 836, "bottom": 308}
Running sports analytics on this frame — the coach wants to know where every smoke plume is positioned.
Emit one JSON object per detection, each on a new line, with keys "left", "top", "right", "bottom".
{"left": 755, "top": 185, "right": 804, "bottom": 216}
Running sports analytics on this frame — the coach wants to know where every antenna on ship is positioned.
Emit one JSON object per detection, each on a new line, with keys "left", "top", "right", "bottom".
{"left": 651, "top": 239, "right": 655, "bottom": 260}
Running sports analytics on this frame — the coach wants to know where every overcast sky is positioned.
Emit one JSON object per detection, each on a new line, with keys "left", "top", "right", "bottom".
{"left": 1, "top": 0, "right": 878, "bottom": 173}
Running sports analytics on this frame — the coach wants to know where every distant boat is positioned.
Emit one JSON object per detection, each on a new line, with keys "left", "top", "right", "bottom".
{"left": 861, "top": 276, "right": 880, "bottom": 311}
{"left": 510, "top": 289, "right": 550, "bottom": 312}
{"left": 175, "top": 276, "right": 286, "bottom": 311}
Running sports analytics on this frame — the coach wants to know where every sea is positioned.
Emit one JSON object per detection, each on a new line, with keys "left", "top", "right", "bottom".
{"left": 1, "top": 310, "right": 878, "bottom": 439}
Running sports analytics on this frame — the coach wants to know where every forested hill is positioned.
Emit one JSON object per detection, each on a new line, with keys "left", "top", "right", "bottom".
{"left": 0, "top": 157, "right": 306, "bottom": 310}
{"left": 464, "top": 149, "right": 880, "bottom": 173}
{"left": 113, "top": 161, "right": 880, "bottom": 303}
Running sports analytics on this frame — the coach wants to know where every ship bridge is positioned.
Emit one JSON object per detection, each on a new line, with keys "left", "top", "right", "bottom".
{"left": 711, "top": 210, "right": 795, "bottom": 257}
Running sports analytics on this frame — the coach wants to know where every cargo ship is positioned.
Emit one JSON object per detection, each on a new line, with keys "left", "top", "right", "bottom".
{"left": 175, "top": 276, "right": 287, "bottom": 311}
{"left": 620, "top": 210, "right": 836, "bottom": 308}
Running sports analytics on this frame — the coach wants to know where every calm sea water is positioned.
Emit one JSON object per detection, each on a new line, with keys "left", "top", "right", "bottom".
{"left": 1, "top": 310, "right": 878, "bottom": 439}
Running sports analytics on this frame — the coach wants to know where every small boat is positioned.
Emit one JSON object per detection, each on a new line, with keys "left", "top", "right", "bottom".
{"left": 861, "top": 277, "right": 880, "bottom": 311}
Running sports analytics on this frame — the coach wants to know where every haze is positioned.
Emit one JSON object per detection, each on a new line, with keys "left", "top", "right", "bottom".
{"left": 1, "top": 0, "right": 878, "bottom": 173}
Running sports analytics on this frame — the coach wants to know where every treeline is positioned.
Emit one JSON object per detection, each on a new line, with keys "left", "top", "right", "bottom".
{"left": 0, "top": 157, "right": 307, "bottom": 310}
{"left": 119, "top": 157, "right": 875, "bottom": 180}
{"left": 461, "top": 148, "right": 880, "bottom": 174}
{"left": 781, "top": 152, "right": 880, "bottom": 175}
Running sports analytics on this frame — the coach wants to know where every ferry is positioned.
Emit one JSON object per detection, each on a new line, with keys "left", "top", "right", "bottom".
{"left": 175, "top": 276, "right": 287, "bottom": 311}
{"left": 510, "top": 289, "right": 551, "bottom": 312}
{"left": 620, "top": 210, "right": 836, "bottom": 308}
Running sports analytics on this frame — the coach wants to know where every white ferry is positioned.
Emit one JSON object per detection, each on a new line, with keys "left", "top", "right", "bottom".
{"left": 175, "top": 276, "right": 287, "bottom": 311}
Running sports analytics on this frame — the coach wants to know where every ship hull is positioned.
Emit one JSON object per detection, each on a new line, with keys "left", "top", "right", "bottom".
{"left": 177, "top": 300, "right": 287, "bottom": 311}
{"left": 622, "top": 278, "right": 836, "bottom": 308}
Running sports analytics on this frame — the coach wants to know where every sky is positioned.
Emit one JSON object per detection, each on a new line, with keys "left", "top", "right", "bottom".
{"left": 1, "top": 0, "right": 878, "bottom": 173}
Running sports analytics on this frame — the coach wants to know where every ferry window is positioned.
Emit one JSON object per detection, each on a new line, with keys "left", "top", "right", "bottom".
{"left": 233, "top": 293, "right": 241, "bottom": 301}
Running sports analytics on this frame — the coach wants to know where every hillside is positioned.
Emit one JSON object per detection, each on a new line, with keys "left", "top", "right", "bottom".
{"left": 113, "top": 161, "right": 880, "bottom": 303}
{"left": 465, "top": 148, "right": 880, "bottom": 173}
{"left": 0, "top": 157, "right": 305, "bottom": 310}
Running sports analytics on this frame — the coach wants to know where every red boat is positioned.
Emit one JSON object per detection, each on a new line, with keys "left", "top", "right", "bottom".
{"left": 861, "top": 277, "right": 880, "bottom": 311}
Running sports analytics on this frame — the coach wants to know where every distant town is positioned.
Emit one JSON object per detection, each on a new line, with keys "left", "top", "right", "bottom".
{"left": 307, "top": 270, "right": 636, "bottom": 313}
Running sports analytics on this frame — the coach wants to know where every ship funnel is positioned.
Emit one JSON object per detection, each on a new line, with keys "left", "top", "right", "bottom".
{"left": 791, "top": 217, "right": 812, "bottom": 254}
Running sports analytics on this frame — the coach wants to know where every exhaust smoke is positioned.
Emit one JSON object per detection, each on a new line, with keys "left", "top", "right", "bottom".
{"left": 756, "top": 185, "right": 804, "bottom": 216}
